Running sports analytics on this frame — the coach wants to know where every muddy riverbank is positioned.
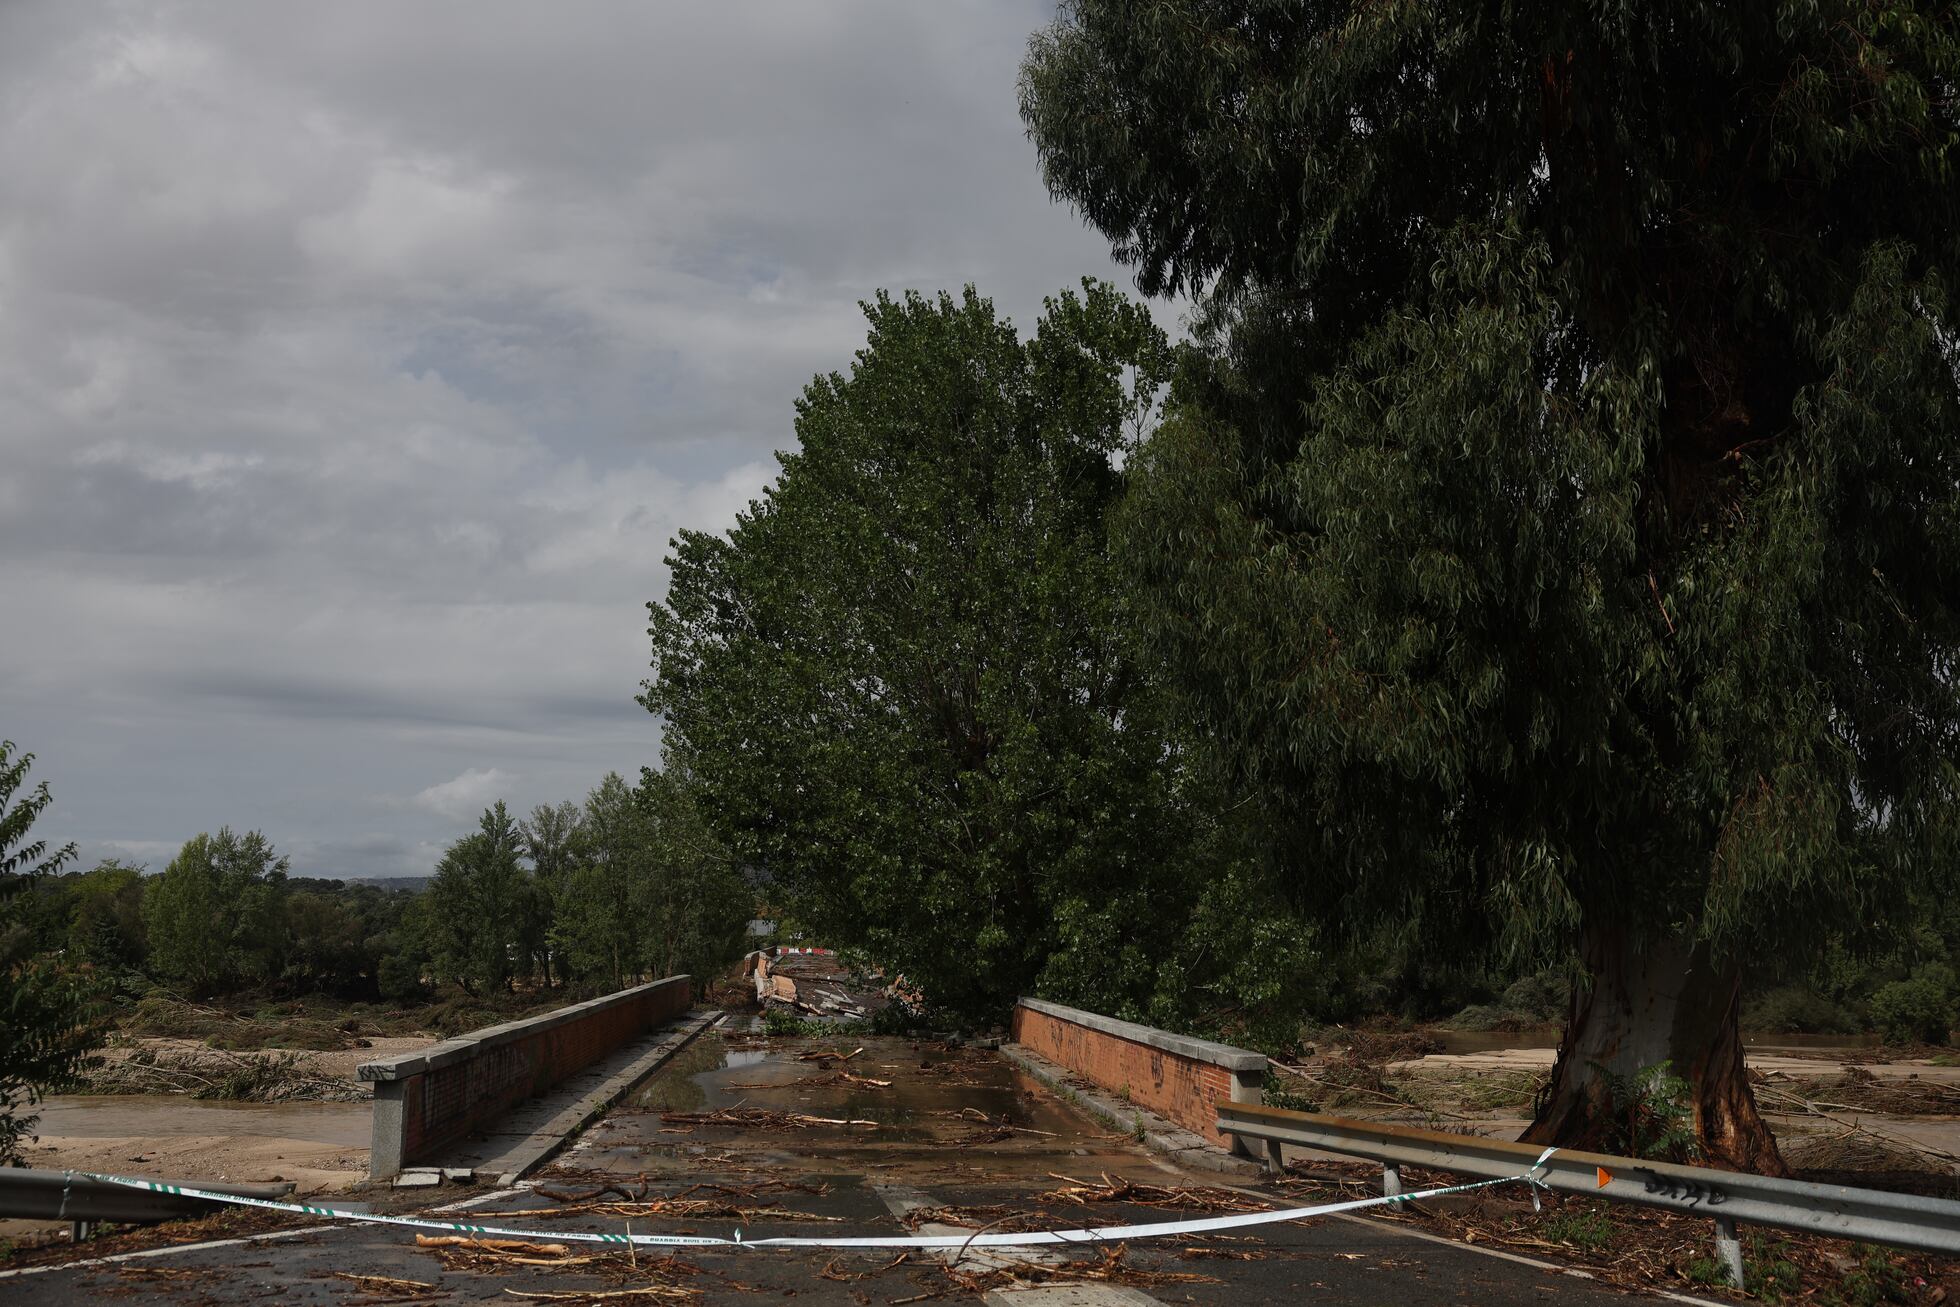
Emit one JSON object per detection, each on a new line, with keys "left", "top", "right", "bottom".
{"left": 17, "top": 1094, "right": 375, "bottom": 1195}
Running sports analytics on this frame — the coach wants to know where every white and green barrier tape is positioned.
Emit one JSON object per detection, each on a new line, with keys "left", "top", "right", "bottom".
{"left": 75, "top": 1150, "right": 1555, "bottom": 1251}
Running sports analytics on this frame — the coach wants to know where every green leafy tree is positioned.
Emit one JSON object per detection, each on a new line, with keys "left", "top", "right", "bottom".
{"left": 551, "top": 774, "right": 644, "bottom": 989}
{"left": 522, "top": 801, "right": 584, "bottom": 899}
{"left": 1023, "top": 2, "right": 1960, "bottom": 1168}
{"left": 378, "top": 896, "right": 434, "bottom": 1004}
{"left": 66, "top": 860, "right": 148, "bottom": 973}
{"left": 425, "top": 802, "right": 529, "bottom": 994}
{"left": 645, "top": 283, "right": 1247, "bottom": 1022}
{"left": 144, "top": 829, "right": 290, "bottom": 996}
{"left": 521, "top": 800, "right": 584, "bottom": 984}
{"left": 0, "top": 742, "right": 104, "bottom": 1164}
{"left": 1869, "top": 964, "right": 1957, "bottom": 1046}
{"left": 546, "top": 770, "right": 749, "bottom": 990}
{"left": 283, "top": 889, "right": 374, "bottom": 996}
{"left": 636, "top": 764, "right": 751, "bottom": 983}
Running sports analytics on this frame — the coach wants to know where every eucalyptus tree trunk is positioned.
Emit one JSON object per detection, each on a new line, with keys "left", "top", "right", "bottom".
{"left": 1523, "top": 926, "right": 1786, "bottom": 1175}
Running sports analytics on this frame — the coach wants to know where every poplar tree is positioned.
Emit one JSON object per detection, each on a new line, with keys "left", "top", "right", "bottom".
{"left": 645, "top": 284, "right": 1241, "bottom": 1021}
{"left": 1023, "top": 3, "right": 1960, "bottom": 1169}
{"left": 145, "top": 828, "right": 290, "bottom": 996}
{"left": 425, "top": 803, "right": 529, "bottom": 994}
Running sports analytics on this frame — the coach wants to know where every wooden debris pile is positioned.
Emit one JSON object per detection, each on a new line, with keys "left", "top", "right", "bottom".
{"left": 1772, "top": 1066, "right": 1960, "bottom": 1117}
{"left": 749, "top": 949, "right": 886, "bottom": 1022}
{"left": 84, "top": 1046, "right": 365, "bottom": 1103}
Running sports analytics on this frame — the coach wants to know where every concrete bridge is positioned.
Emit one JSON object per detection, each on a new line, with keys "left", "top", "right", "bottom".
{"left": 2, "top": 978, "right": 1670, "bottom": 1305}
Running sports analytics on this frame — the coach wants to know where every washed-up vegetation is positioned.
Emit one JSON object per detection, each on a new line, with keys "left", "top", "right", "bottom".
{"left": 1279, "top": 1160, "right": 1947, "bottom": 1305}
{"left": 80, "top": 1047, "right": 365, "bottom": 1103}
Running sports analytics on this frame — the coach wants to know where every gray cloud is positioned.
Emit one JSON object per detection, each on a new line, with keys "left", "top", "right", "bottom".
{"left": 1, "top": 1, "right": 1150, "bottom": 877}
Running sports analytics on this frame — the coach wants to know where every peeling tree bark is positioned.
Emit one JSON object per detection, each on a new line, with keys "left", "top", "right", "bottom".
{"left": 1522, "top": 925, "right": 1787, "bottom": 1176}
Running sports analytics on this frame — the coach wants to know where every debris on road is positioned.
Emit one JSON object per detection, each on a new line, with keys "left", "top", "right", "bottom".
{"left": 505, "top": 1287, "right": 694, "bottom": 1301}
{"left": 1036, "top": 1174, "right": 1272, "bottom": 1213}
{"left": 898, "top": 1244, "right": 1220, "bottom": 1299}
{"left": 522, "top": 1198, "right": 845, "bottom": 1223}
{"left": 657, "top": 1107, "right": 879, "bottom": 1130}
{"left": 748, "top": 948, "right": 896, "bottom": 1024}
{"left": 818, "top": 1251, "right": 912, "bottom": 1282}
{"left": 416, "top": 1234, "right": 577, "bottom": 1257}
{"left": 330, "top": 1271, "right": 440, "bottom": 1300}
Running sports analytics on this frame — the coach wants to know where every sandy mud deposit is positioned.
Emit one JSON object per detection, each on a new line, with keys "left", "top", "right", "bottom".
{"left": 1274, "top": 1039, "right": 1960, "bottom": 1187}
{"left": 11, "top": 1034, "right": 437, "bottom": 1218}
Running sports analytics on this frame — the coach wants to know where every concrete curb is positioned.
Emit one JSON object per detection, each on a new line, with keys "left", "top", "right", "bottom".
{"left": 998, "top": 1041, "right": 1261, "bottom": 1179}
{"left": 488, "top": 1009, "right": 722, "bottom": 1186}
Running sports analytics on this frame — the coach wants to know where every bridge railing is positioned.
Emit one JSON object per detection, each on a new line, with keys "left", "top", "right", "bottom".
{"left": 358, "top": 975, "right": 691, "bottom": 1178}
{"left": 1218, "top": 1101, "right": 1960, "bottom": 1286}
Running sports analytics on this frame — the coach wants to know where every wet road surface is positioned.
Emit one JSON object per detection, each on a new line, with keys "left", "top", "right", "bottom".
{"left": 3, "top": 1023, "right": 1653, "bottom": 1304}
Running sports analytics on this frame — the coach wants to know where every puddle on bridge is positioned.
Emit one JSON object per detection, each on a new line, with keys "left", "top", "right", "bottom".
{"left": 569, "top": 1031, "right": 1160, "bottom": 1184}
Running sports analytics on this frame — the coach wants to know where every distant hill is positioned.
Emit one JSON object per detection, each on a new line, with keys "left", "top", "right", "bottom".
{"left": 349, "top": 875, "right": 432, "bottom": 892}
{"left": 285, "top": 874, "right": 430, "bottom": 894}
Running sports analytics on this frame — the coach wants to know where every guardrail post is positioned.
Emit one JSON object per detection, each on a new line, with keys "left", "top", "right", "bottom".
{"left": 1265, "top": 1139, "right": 1284, "bottom": 1175}
{"left": 1713, "top": 1215, "right": 1744, "bottom": 1287}
{"left": 1383, "top": 1162, "right": 1402, "bottom": 1198}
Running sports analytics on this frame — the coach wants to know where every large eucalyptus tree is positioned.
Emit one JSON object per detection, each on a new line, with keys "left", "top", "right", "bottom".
{"left": 1024, "top": 3, "right": 1960, "bottom": 1168}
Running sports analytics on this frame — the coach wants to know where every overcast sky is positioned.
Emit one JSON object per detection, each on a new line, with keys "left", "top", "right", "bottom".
{"left": 1, "top": 1, "right": 1150, "bottom": 879}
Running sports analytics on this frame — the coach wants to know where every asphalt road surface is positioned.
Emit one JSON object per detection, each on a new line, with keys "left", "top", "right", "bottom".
{"left": 2, "top": 1026, "right": 1659, "bottom": 1305}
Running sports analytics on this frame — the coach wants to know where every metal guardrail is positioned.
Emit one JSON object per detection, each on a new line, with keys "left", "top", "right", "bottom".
{"left": 0, "top": 1167, "right": 298, "bottom": 1240}
{"left": 1218, "top": 1102, "right": 1960, "bottom": 1285}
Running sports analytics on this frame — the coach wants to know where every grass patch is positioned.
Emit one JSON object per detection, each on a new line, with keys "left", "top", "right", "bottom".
{"left": 1539, "top": 1209, "right": 1613, "bottom": 1252}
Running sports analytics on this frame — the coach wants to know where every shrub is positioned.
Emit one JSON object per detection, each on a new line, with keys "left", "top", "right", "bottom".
{"left": 1498, "top": 971, "right": 1569, "bottom": 1024}
{"left": 1262, "top": 1072, "right": 1318, "bottom": 1113}
{"left": 1869, "top": 965, "right": 1955, "bottom": 1046}
{"left": 1744, "top": 985, "right": 1861, "bottom": 1035}
{"left": 1598, "top": 1060, "right": 1698, "bottom": 1161}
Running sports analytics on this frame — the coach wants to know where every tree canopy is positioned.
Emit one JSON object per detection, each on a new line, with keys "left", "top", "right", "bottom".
{"left": 422, "top": 802, "right": 533, "bottom": 995}
{"left": 1023, "top": 2, "right": 1960, "bottom": 1166}
{"left": 145, "top": 828, "right": 292, "bottom": 998}
{"left": 644, "top": 282, "right": 1305, "bottom": 1027}
{"left": 1, "top": 742, "right": 103, "bottom": 1163}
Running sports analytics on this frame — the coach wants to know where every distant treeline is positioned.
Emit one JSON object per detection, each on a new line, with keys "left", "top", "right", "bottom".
{"left": 10, "top": 766, "right": 755, "bottom": 1006}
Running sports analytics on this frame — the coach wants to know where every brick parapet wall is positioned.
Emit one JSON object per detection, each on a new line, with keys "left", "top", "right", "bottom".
{"left": 362, "top": 975, "right": 691, "bottom": 1177}
{"left": 1010, "top": 999, "right": 1265, "bottom": 1149}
